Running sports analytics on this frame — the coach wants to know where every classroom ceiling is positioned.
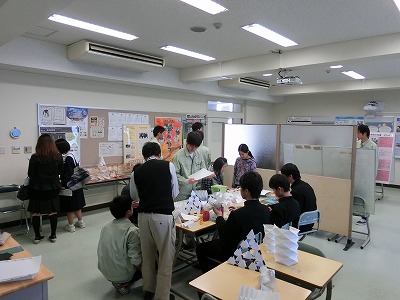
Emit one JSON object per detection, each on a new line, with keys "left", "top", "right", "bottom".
{"left": 1, "top": 0, "right": 400, "bottom": 97}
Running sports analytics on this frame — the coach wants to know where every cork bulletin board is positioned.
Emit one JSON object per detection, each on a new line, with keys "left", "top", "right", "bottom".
{"left": 38, "top": 104, "right": 187, "bottom": 166}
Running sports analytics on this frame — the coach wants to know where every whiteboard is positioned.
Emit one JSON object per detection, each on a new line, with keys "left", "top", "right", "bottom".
{"left": 354, "top": 149, "right": 376, "bottom": 215}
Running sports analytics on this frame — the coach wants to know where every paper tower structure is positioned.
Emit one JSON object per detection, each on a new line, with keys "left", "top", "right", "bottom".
{"left": 227, "top": 230, "right": 266, "bottom": 272}
{"left": 274, "top": 226, "right": 299, "bottom": 266}
{"left": 263, "top": 224, "right": 277, "bottom": 254}
{"left": 184, "top": 191, "right": 201, "bottom": 215}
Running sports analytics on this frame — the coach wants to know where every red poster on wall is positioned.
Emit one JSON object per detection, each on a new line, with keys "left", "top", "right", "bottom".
{"left": 372, "top": 133, "right": 395, "bottom": 183}
{"left": 155, "top": 117, "right": 182, "bottom": 161}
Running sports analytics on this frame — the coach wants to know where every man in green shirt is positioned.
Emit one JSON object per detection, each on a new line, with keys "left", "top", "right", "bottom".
{"left": 97, "top": 196, "right": 142, "bottom": 295}
{"left": 172, "top": 131, "right": 205, "bottom": 201}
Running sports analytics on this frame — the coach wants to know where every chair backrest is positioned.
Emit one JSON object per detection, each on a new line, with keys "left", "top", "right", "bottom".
{"left": 201, "top": 293, "right": 218, "bottom": 300}
{"left": 353, "top": 196, "right": 368, "bottom": 217}
{"left": 298, "top": 242, "right": 325, "bottom": 258}
{"left": 281, "top": 222, "right": 291, "bottom": 230}
{"left": 298, "top": 210, "right": 320, "bottom": 227}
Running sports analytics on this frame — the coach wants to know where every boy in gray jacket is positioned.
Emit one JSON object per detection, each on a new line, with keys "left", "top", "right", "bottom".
{"left": 97, "top": 196, "right": 142, "bottom": 295}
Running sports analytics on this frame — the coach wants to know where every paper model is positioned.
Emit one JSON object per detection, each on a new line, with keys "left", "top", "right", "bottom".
{"left": 263, "top": 224, "right": 277, "bottom": 253}
{"left": 259, "top": 265, "right": 276, "bottom": 292}
{"left": 273, "top": 226, "right": 299, "bottom": 266}
{"left": 181, "top": 220, "right": 195, "bottom": 229}
{"left": 227, "top": 230, "right": 266, "bottom": 272}
{"left": 238, "top": 285, "right": 279, "bottom": 300}
{"left": 98, "top": 155, "right": 106, "bottom": 167}
{"left": 184, "top": 191, "right": 201, "bottom": 215}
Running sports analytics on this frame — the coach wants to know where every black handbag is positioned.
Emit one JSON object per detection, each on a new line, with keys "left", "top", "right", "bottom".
{"left": 17, "top": 177, "right": 30, "bottom": 200}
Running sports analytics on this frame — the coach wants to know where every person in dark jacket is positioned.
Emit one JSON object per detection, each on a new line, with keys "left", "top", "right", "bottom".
{"left": 268, "top": 174, "right": 301, "bottom": 228}
{"left": 28, "top": 134, "right": 64, "bottom": 244}
{"left": 55, "top": 139, "right": 87, "bottom": 233}
{"left": 196, "top": 171, "right": 270, "bottom": 274}
{"left": 281, "top": 163, "right": 317, "bottom": 232}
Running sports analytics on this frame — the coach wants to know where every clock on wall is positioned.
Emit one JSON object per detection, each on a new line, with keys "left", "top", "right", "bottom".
{"left": 10, "top": 127, "right": 21, "bottom": 139}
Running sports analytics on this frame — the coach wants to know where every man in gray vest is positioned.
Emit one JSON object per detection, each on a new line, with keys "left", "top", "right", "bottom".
{"left": 130, "top": 142, "right": 179, "bottom": 300}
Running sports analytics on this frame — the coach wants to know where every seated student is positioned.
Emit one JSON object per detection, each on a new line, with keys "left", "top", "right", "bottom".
{"left": 201, "top": 157, "right": 227, "bottom": 194}
{"left": 281, "top": 163, "right": 317, "bottom": 232}
{"left": 196, "top": 171, "right": 270, "bottom": 274}
{"left": 121, "top": 163, "right": 142, "bottom": 225}
{"left": 268, "top": 174, "right": 301, "bottom": 228}
{"left": 97, "top": 196, "right": 142, "bottom": 295}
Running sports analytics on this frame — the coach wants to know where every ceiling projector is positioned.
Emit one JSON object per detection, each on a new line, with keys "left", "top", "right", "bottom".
{"left": 276, "top": 76, "right": 302, "bottom": 85}
{"left": 363, "top": 101, "right": 379, "bottom": 111}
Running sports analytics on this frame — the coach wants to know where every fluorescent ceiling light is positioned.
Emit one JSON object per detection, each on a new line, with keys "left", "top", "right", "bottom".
{"left": 393, "top": 0, "right": 400, "bottom": 11}
{"left": 262, "top": 73, "right": 273, "bottom": 77}
{"left": 161, "top": 45, "right": 215, "bottom": 61}
{"left": 241, "top": 24, "right": 298, "bottom": 47}
{"left": 330, "top": 65, "right": 343, "bottom": 69}
{"left": 179, "top": 0, "right": 227, "bottom": 15}
{"left": 48, "top": 14, "right": 137, "bottom": 41}
{"left": 342, "top": 71, "right": 365, "bottom": 79}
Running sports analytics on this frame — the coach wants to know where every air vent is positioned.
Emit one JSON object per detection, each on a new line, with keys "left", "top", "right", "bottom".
{"left": 67, "top": 40, "right": 164, "bottom": 72}
{"left": 218, "top": 77, "right": 270, "bottom": 91}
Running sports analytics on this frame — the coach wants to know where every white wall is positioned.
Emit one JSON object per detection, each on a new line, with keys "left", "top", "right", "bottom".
{"left": 271, "top": 90, "right": 400, "bottom": 184}
{"left": 245, "top": 100, "right": 275, "bottom": 124}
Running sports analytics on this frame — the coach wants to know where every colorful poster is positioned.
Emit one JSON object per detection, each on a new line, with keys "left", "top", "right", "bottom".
{"left": 155, "top": 117, "right": 183, "bottom": 161}
{"left": 371, "top": 133, "right": 395, "bottom": 183}
{"left": 395, "top": 117, "right": 400, "bottom": 158}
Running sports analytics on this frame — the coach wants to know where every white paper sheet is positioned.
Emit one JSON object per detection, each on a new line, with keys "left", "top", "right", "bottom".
{"left": 260, "top": 189, "right": 272, "bottom": 196}
{"left": 180, "top": 213, "right": 199, "bottom": 222}
{"left": 188, "top": 168, "right": 214, "bottom": 181}
{"left": 0, "top": 255, "right": 42, "bottom": 283}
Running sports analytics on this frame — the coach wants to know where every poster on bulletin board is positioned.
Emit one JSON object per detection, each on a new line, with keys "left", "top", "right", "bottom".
{"left": 155, "top": 117, "right": 182, "bottom": 161}
{"left": 39, "top": 105, "right": 89, "bottom": 139}
{"left": 122, "top": 124, "right": 150, "bottom": 164}
{"left": 182, "top": 114, "right": 206, "bottom": 139}
{"left": 39, "top": 126, "right": 81, "bottom": 162}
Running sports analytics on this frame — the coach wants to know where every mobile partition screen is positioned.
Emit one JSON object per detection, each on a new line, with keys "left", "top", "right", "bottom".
{"left": 223, "top": 124, "right": 277, "bottom": 170}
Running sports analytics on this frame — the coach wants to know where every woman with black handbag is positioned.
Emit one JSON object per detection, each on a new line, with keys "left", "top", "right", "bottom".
{"left": 28, "top": 134, "right": 64, "bottom": 244}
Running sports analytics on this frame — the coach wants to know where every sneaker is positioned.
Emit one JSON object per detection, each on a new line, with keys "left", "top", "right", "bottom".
{"left": 48, "top": 235, "right": 57, "bottom": 243}
{"left": 356, "top": 218, "right": 367, "bottom": 226}
{"left": 33, "top": 236, "right": 44, "bottom": 244}
{"left": 64, "top": 224, "right": 76, "bottom": 232}
{"left": 112, "top": 282, "right": 130, "bottom": 295}
{"left": 75, "top": 220, "right": 86, "bottom": 228}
